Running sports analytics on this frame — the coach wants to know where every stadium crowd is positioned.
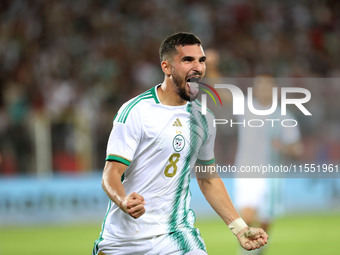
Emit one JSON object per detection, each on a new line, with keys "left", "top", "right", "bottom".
{"left": 0, "top": 0, "right": 339, "bottom": 174}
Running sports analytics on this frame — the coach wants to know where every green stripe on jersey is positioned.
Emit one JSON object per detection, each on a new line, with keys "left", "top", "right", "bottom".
{"left": 167, "top": 102, "right": 206, "bottom": 252}
{"left": 122, "top": 95, "right": 153, "bottom": 123}
{"left": 151, "top": 86, "right": 160, "bottom": 103}
{"left": 196, "top": 158, "right": 215, "bottom": 165}
{"left": 117, "top": 90, "right": 152, "bottom": 123}
{"left": 113, "top": 113, "right": 118, "bottom": 122}
{"left": 92, "top": 200, "right": 112, "bottom": 255}
{"left": 116, "top": 86, "right": 160, "bottom": 123}
{"left": 106, "top": 155, "right": 131, "bottom": 166}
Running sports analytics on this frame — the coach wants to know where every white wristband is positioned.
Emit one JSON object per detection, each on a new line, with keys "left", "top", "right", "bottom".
{"left": 228, "top": 218, "right": 248, "bottom": 236}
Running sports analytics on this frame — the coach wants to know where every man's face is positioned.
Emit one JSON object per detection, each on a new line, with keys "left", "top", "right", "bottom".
{"left": 168, "top": 44, "right": 206, "bottom": 101}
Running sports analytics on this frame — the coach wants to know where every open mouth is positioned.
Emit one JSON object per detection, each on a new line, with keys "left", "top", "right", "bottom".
{"left": 186, "top": 76, "right": 200, "bottom": 99}
{"left": 186, "top": 76, "right": 201, "bottom": 83}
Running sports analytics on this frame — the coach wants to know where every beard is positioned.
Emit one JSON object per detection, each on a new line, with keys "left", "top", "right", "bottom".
{"left": 172, "top": 71, "right": 200, "bottom": 102}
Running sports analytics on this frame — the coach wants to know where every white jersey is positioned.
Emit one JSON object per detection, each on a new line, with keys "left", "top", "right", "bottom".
{"left": 235, "top": 99, "right": 301, "bottom": 221}
{"left": 94, "top": 85, "right": 216, "bottom": 254}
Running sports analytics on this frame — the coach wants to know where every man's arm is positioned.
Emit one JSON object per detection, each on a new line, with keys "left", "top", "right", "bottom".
{"left": 196, "top": 167, "right": 239, "bottom": 225}
{"left": 195, "top": 163, "right": 268, "bottom": 250}
{"left": 102, "top": 161, "right": 145, "bottom": 219}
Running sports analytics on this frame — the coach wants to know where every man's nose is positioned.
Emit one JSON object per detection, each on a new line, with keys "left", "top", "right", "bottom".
{"left": 192, "top": 60, "right": 205, "bottom": 73}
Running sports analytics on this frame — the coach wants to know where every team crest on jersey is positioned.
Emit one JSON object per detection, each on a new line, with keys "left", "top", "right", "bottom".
{"left": 173, "top": 134, "right": 185, "bottom": 152}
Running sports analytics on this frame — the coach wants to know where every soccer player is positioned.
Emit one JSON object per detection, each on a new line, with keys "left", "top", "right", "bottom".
{"left": 92, "top": 32, "right": 268, "bottom": 255}
{"left": 234, "top": 75, "right": 303, "bottom": 255}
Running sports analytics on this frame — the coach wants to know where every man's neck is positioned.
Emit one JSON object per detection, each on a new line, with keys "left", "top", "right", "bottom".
{"left": 157, "top": 80, "right": 187, "bottom": 106}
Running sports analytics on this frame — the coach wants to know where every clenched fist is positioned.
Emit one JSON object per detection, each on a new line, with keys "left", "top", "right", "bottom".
{"left": 237, "top": 227, "right": 269, "bottom": 250}
{"left": 119, "top": 192, "right": 146, "bottom": 219}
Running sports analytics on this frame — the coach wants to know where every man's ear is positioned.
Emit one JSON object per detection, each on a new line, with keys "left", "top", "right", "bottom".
{"left": 161, "top": 60, "right": 172, "bottom": 76}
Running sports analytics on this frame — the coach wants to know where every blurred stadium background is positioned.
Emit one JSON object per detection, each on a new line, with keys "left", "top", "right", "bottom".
{"left": 0, "top": 0, "right": 339, "bottom": 254}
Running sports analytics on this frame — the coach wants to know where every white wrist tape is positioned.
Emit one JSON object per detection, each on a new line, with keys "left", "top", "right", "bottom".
{"left": 228, "top": 218, "right": 248, "bottom": 235}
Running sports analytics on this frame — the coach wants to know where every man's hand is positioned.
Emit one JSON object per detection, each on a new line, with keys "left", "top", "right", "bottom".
{"left": 119, "top": 192, "right": 146, "bottom": 219}
{"left": 237, "top": 227, "right": 268, "bottom": 250}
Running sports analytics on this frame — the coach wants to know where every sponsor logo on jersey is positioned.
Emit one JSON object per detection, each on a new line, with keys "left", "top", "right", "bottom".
{"left": 173, "top": 118, "right": 182, "bottom": 127}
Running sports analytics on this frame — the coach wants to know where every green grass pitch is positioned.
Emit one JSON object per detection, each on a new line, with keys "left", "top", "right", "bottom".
{"left": 0, "top": 213, "right": 339, "bottom": 255}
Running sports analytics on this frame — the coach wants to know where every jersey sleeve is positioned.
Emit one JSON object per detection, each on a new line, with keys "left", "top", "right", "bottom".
{"left": 106, "top": 103, "right": 142, "bottom": 166}
{"left": 196, "top": 112, "right": 216, "bottom": 165}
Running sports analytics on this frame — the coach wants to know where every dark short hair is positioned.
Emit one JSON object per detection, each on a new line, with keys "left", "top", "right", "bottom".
{"left": 159, "top": 32, "right": 202, "bottom": 62}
